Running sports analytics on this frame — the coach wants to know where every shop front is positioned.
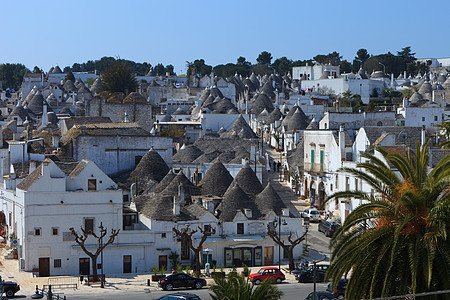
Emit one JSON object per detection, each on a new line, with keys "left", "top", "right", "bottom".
{"left": 224, "top": 246, "right": 262, "bottom": 267}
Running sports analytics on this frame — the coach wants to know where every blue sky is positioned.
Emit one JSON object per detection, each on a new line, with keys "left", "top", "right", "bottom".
{"left": 1, "top": 0, "right": 448, "bottom": 74}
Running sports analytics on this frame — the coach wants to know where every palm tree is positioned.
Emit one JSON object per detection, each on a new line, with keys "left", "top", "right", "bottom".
{"left": 101, "top": 60, "right": 138, "bottom": 94}
{"left": 209, "top": 272, "right": 283, "bottom": 300}
{"left": 326, "top": 142, "right": 449, "bottom": 299}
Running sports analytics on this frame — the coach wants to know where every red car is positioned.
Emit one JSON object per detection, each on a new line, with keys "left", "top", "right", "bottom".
{"left": 249, "top": 267, "right": 285, "bottom": 285}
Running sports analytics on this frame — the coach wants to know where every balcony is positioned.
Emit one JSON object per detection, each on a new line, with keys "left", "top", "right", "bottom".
{"left": 304, "top": 162, "right": 326, "bottom": 174}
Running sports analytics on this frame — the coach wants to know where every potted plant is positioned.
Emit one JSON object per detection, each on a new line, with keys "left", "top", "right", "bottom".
{"left": 176, "top": 264, "right": 183, "bottom": 274}
{"left": 32, "top": 265, "right": 39, "bottom": 273}
{"left": 151, "top": 266, "right": 165, "bottom": 282}
{"left": 168, "top": 252, "right": 179, "bottom": 269}
{"left": 184, "top": 265, "right": 191, "bottom": 275}
{"left": 211, "top": 264, "right": 225, "bottom": 279}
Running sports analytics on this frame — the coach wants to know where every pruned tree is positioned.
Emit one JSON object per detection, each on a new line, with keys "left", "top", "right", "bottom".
{"left": 70, "top": 226, "right": 120, "bottom": 280}
{"left": 173, "top": 224, "right": 215, "bottom": 276}
{"left": 267, "top": 223, "right": 306, "bottom": 270}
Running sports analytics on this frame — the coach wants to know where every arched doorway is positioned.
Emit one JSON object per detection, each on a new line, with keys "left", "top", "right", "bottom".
{"left": 318, "top": 181, "right": 325, "bottom": 209}
{"left": 310, "top": 181, "right": 316, "bottom": 207}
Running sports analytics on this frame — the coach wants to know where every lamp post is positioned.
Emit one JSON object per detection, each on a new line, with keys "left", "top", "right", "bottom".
{"left": 275, "top": 216, "right": 287, "bottom": 271}
{"left": 204, "top": 248, "right": 212, "bottom": 275}
{"left": 99, "top": 222, "right": 106, "bottom": 288}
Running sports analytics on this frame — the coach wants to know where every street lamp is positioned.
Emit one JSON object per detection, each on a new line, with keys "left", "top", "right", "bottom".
{"left": 275, "top": 216, "right": 287, "bottom": 271}
{"left": 99, "top": 222, "right": 106, "bottom": 288}
{"left": 203, "top": 248, "right": 212, "bottom": 275}
{"left": 378, "top": 62, "right": 386, "bottom": 74}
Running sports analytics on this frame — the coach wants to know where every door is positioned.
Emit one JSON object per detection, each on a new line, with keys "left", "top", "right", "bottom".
{"left": 39, "top": 257, "right": 50, "bottom": 277}
{"left": 123, "top": 255, "right": 132, "bottom": 273}
{"left": 264, "top": 246, "right": 273, "bottom": 266}
{"left": 79, "top": 258, "right": 90, "bottom": 275}
{"left": 158, "top": 255, "right": 167, "bottom": 270}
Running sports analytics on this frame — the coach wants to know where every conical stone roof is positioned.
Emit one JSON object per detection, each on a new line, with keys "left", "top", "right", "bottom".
{"left": 161, "top": 170, "right": 199, "bottom": 198}
{"left": 255, "top": 181, "right": 286, "bottom": 216}
{"left": 409, "top": 92, "right": 423, "bottom": 104}
{"left": 418, "top": 81, "right": 432, "bottom": 94}
{"left": 173, "top": 145, "right": 204, "bottom": 163}
{"left": 218, "top": 182, "right": 259, "bottom": 222}
{"left": 27, "top": 90, "right": 45, "bottom": 115}
{"left": 152, "top": 170, "right": 176, "bottom": 193}
{"left": 221, "top": 115, "right": 257, "bottom": 139}
{"left": 306, "top": 116, "right": 319, "bottom": 129}
{"left": 230, "top": 162, "right": 263, "bottom": 196}
{"left": 265, "top": 107, "right": 283, "bottom": 125}
{"left": 130, "top": 148, "right": 170, "bottom": 183}
{"left": 286, "top": 106, "right": 308, "bottom": 131}
{"left": 250, "top": 73, "right": 260, "bottom": 89}
{"left": 442, "top": 77, "right": 450, "bottom": 89}
{"left": 250, "top": 93, "right": 274, "bottom": 115}
{"left": 63, "top": 80, "right": 76, "bottom": 92}
{"left": 51, "top": 66, "right": 62, "bottom": 74}
{"left": 199, "top": 159, "right": 233, "bottom": 197}
{"left": 90, "top": 78, "right": 102, "bottom": 94}
{"left": 437, "top": 74, "right": 446, "bottom": 83}
{"left": 281, "top": 105, "right": 298, "bottom": 126}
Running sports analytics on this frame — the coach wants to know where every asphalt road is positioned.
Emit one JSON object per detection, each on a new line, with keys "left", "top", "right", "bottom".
{"left": 57, "top": 282, "right": 329, "bottom": 299}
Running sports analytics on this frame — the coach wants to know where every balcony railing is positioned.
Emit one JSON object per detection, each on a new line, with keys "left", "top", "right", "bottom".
{"left": 304, "top": 162, "right": 325, "bottom": 173}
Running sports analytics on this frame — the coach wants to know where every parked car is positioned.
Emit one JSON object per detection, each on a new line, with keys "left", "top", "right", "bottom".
{"left": 249, "top": 267, "right": 285, "bottom": 285}
{"left": 301, "top": 208, "right": 321, "bottom": 222}
{"left": 318, "top": 221, "right": 340, "bottom": 237}
{"left": 295, "top": 265, "right": 329, "bottom": 283}
{"left": 0, "top": 280, "right": 20, "bottom": 297}
{"left": 305, "top": 291, "right": 337, "bottom": 300}
{"left": 158, "top": 273, "right": 206, "bottom": 291}
{"left": 327, "top": 279, "right": 348, "bottom": 299}
{"left": 156, "top": 292, "right": 201, "bottom": 300}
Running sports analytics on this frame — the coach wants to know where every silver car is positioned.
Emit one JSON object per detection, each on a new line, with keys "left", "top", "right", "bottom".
{"left": 301, "top": 208, "right": 321, "bottom": 222}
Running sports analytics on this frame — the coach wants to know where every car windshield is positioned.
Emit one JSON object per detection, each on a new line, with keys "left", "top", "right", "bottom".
{"left": 258, "top": 269, "right": 265, "bottom": 274}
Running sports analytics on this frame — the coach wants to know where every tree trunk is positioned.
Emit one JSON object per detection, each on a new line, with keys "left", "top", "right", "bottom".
{"left": 91, "top": 255, "right": 99, "bottom": 281}
{"left": 193, "top": 249, "right": 201, "bottom": 277}
{"left": 287, "top": 247, "right": 296, "bottom": 271}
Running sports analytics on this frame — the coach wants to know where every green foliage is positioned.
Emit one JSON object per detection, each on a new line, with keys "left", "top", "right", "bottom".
{"left": 372, "top": 88, "right": 379, "bottom": 97}
{"left": 154, "top": 63, "right": 166, "bottom": 76}
{"left": 220, "top": 264, "right": 224, "bottom": 273}
{"left": 186, "top": 59, "right": 212, "bottom": 77}
{"left": 159, "top": 265, "right": 166, "bottom": 275}
{"left": 271, "top": 57, "right": 292, "bottom": 75}
{"left": 314, "top": 51, "right": 342, "bottom": 65}
{"left": 100, "top": 60, "right": 138, "bottom": 94}
{"left": 85, "top": 77, "right": 95, "bottom": 86}
{"left": 160, "top": 125, "right": 185, "bottom": 138}
{"left": 169, "top": 251, "right": 180, "bottom": 268}
{"left": 435, "top": 118, "right": 450, "bottom": 149}
{"left": 66, "top": 70, "right": 75, "bottom": 82}
{"left": 0, "top": 63, "right": 30, "bottom": 90}
{"left": 326, "top": 143, "right": 450, "bottom": 299}
{"left": 406, "top": 60, "right": 431, "bottom": 76}
{"left": 176, "top": 264, "right": 184, "bottom": 273}
{"left": 209, "top": 272, "right": 283, "bottom": 300}
{"left": 339, "top": 60, "right": 352, "bottom": 73}
{"left": 256, "top": 51, "right": 273, "bottom": 65}
{"left": 66, "top": 56, "right": 151, "bottom": 76}
{"left": 184, "top": 265, "right": 191, "bottom": 275}
{"left": 152, "top": 266, "right": 158, "bottom": 275}
{"left": 401, "top": 88, "right": 414, "bottom": 98}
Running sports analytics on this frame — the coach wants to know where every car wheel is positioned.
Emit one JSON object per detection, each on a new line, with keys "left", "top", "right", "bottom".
{"left": 194, "top": 282, "right": 202, "bottom": 289}
{"left": 255, "top": 279, "right": 261, "bottom": 285}
{"left": 165, "top": 283, "right": 173, "bottom": 291}
{"left": 276, "top": 278, "right": 282, "bottom": 284}
{"left": 6, "top": 290, "right": 15, "bottom": 297}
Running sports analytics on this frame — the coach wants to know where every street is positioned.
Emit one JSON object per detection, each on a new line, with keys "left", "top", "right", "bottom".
{"left": 59, "top": 282, "right": 329, "bottom": 299}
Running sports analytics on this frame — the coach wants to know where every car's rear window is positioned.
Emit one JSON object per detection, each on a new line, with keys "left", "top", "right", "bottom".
{"left": 331, "top": 224, "right": 340, "bottom": 229}
{"left": 311, "top": 210, "right": 319, "bottom": 215}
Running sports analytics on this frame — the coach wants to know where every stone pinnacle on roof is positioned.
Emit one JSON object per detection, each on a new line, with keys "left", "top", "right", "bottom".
{"left": 152, "top": 170, "right": 176, "bottom": 193}
{"left": 161, "top": 169, "right": 199, "bottom": 198}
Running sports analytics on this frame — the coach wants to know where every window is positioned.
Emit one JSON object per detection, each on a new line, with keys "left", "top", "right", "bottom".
{"left": 422, "top": 117, "right": 425, "bottom": 122}
{"left": 123, "top": 194, "right": 129, "bottom": 203}
{"left": 330, "top": 184, "right": 333, "bottom": 192}
{"left": 335, "top": 175, "right": 339, "bottom": 189}
{"left": 204, "top": 224, "right": 211, "bottom": 232}
{"left": 54, "top": 259, "right": 61, "bottom": 268}
{"left": 88, "top": 179, "right": 97, "bottom": 191}
{"left": 237, "top": 223, "right": 244, "bottom": 234}
{"left": 161, "top": 233, "right": 166, "bottom": 238}
{"left": 346, "top": 177, "right": 350, "bottom": 191}
{"left": 34, "top": 228, "right": 41, "bottom": 236}
{"left": 181, "top": 235, "right": 190, "bottom": 260}
{"left": 434, "top": 116, "right": 438, "bottom": 122}
{"left": 84, "top": 218, "right": 94, "bottom": 234}
{"left": 355, "top": 178, "right": 358, "bottom": 191}
{"left": 52, "top": 228, "right": 59, "bottom": 236}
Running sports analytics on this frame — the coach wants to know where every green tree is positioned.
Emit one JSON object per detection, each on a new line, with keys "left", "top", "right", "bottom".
{"left": 256, "top": 51, "right": 273, "bottom": 65}
{"left": 314, "top": 52, "right": 342, "bottom": 65}
{"left": 209, "top": 272, "right": 283, "bottom": 300}
{"left": 186, "top": 59, "right": 212, "bottom": 77}
{"left": 435, "top": 118, "right": 450, "bottom": 149}
{"left": 271, "top": 57, "right": 292, "bottom": 75}
{"left": 326, "top": 144, "right": 450, "bottom": 299}
{"left": 100, "top": 60, "right": 138, "bottom": 94}
{"left": 154, "top": 63, "right": 165, "bottom": 76}
{"left": 237, "top": 56, "right": 251, "bottom": 67}
{"left": 352, "top": 48, "right": 371, "bottom": 72}
{"left": 165, "top": 64, "right": 175, "bottom": 76}
{"left": 397, "top": 46, "right": 416, "bottom": 63}
{"left": 0, "top": 63, "right": 30, "bottom": 90}
{"left": 339, "top": 60, "right": 352, "bottom": 73}
{"left": 66, "top": 70, "right": 75, "bottom": 82}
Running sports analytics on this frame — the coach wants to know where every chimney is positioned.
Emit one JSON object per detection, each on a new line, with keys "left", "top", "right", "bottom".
{"left": 339, "top": 125, "right": 345, "bottom": 161}
{"left": 29, "top": 160, "right": 36, "bottom": 173}
{"left": 41, "top": 103, "right": 48, "bottom": 127}
{"left": 205, "top": 199, "right": 215, "bottom": 214}
{"left": 173, "top": 196, "right": 180, "bottom": 216}
{"left": 421, "top": 126, "right": 426, "bottom": 146}
{"left": 282, "top": 208, "right": 289, "bottom": 217}
{"left": 244, "top": 208, "right": 252, "bottom": 218}
{"left": 402, "top": 97, "right": 408, "bottom": 108}
{"left": 52, "top": 134, "right": 59, "bottom": 148}
{"left": 80, "top": 125, "right": 87, "bottom": 135}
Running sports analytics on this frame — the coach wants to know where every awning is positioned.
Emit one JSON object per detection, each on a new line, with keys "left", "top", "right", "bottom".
{"left": 226, "top": 236, "right": 263, "bottom": 242}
